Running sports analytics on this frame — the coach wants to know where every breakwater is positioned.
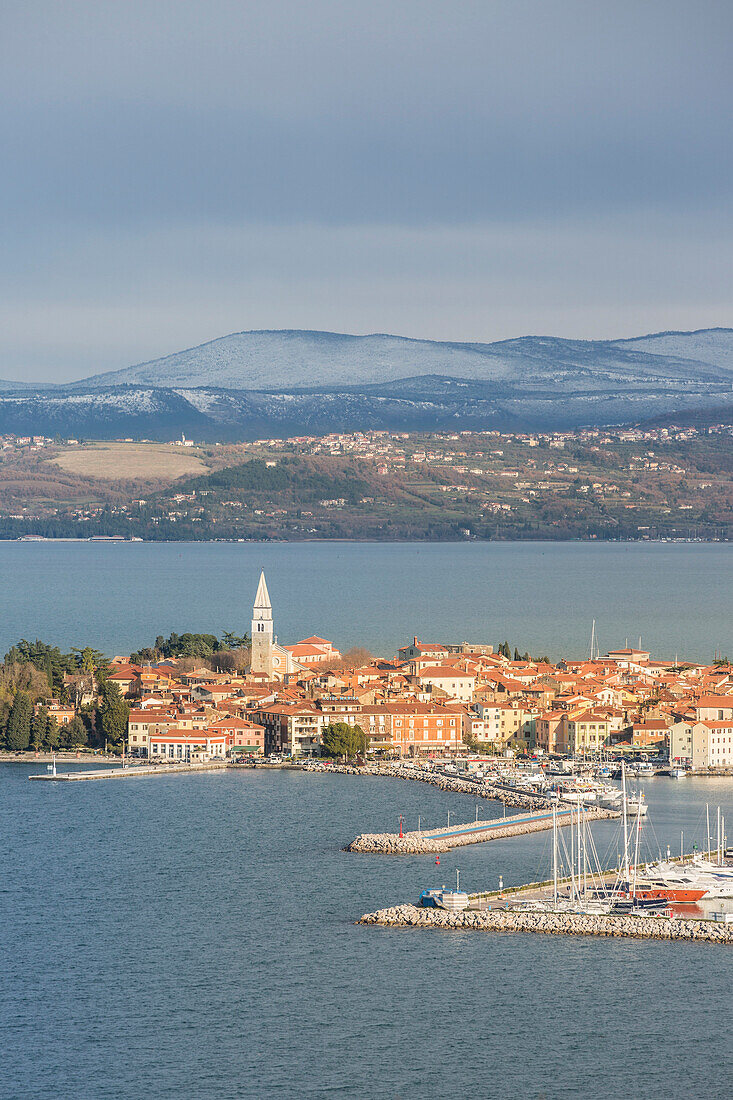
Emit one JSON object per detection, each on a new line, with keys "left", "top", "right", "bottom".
{"left": 359, "top": 904, "right": 733, "bottom": 944}
{"left": 315, "top": 762, "right": 562, "bottom": 811}
{"left": 29, "top": 761, "right": 229, "bottom": 781}
{"left": 346, "top": 806, "right": 615, "bottom": 854}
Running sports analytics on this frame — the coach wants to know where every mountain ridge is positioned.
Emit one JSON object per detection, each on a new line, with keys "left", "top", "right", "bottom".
{"left": 1, "top": 327, "right": 732, "bottom": 440}
{"left": 73, "top": 326, "right": 733, "bottom": 392}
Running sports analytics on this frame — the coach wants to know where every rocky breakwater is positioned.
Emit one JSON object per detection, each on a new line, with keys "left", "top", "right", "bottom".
{"left": 346, "top": 807, "right": 614, "bottom": 854}
{"left": 324, "top": 761, "right": 577, "bottom": 810}
{"left": 359, "top": 904, "right": 733, "bottom": 944}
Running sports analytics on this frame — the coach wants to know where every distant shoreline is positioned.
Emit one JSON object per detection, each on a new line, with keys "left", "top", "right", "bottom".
{"left": 0, "top": 537, "right": 729, "bottom": 546}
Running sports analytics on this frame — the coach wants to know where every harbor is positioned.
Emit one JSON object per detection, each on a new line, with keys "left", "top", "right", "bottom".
{"left": 358, "top": 774, "right": 733, "bottom": 942}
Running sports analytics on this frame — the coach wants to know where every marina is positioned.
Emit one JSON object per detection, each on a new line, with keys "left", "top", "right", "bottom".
{"left": 360, "top": 773, "right": 733, "bottom": 940}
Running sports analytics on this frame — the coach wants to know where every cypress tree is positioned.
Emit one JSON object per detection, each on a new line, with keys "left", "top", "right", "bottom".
{"left": 44, "top": 715, "right": 60, "bottom": 750}
{"left": 97, "top": 682, "right": 129, "bottom": 750}
{"left": 7, "top": 692, "right": 33, "bottom": 751}
{"left": 31, "top": 707, "right": 47, "bottom": 750}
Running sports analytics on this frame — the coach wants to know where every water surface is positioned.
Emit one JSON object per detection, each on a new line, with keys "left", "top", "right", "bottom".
{"left": 1, "top": 764, "right": 731, "bottom": 1099}
{"left": 0, "top": 540, "right": 730, "bottom": 660}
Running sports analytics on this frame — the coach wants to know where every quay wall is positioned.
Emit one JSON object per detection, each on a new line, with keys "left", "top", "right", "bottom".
{"left": 359, "top": 904, "right": 733, "bottom": 944}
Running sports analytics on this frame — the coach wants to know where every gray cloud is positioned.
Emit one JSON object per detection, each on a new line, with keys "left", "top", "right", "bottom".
{"left": 1, "top": 0, "right": 731, "bottom": 380}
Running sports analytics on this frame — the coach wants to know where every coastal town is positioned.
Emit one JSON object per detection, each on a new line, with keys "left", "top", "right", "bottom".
{"left": 14, "top": 571, "right": 733, "bottom": 948}
{"left": 5, "top": 571, "right": 733, "bottom": 773}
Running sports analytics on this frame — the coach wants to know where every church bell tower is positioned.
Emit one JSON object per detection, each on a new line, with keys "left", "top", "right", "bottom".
{"left": 250, "top": 570, "right": 274, "bottom": 675}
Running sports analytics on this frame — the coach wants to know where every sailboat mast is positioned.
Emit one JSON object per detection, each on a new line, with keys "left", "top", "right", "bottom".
{"left": 632, "top": 799, "right": 642, "bottom": 896}
{"left": 621, "top": 760, "right": 630, "bottom": 883}
{"left": 582, "top": 805, "right": 587, "bottom": 898}
{"left": 570, "top": 802, "right": 576, "bottom": 901}
{"left": 553, "top": 804, "right": 558, "bottom": 908}
{"left": 706, "top": 804, "right": 711, "bottom": 860}
{"left": 577, "top": 801, "right": 582, "bottom": 897}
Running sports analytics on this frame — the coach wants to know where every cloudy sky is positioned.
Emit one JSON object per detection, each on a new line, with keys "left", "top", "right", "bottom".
{"left": 2, "top": 0, "right": 732, "bottom": 381}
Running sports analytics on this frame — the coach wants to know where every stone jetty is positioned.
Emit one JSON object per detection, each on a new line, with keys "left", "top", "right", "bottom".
{"left": 317, "top": 761, "right": 569, "bottom": 811}
{"left": 346, "top": 807, "right": 614, "bottom": 854}
{"left": 359, "top": 904, "right": 733, "bottom": 944}
{"left": 29, "top": 761, "right": 229, "bottom": 781}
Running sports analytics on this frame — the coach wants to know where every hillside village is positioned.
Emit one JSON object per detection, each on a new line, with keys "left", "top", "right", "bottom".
{"left": 1, "top": 420, "right": 732, "bottom": 541}
{"left": 6, "top": 572, "right": 732, "bottom": 772}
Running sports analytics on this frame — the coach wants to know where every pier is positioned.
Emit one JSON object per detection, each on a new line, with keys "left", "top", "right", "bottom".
{"left": 347, "top": 806, "right": 615, "bottom": 854}
{"left": 29, "top": 761, "right": 229, "bottom": 781}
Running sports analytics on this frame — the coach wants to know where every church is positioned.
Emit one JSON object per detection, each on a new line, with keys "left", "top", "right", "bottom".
{"left": 250, "top": 571, "right": 341, "bottom": 680}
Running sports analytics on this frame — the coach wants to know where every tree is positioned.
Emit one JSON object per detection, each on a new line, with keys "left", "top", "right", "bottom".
{"left": 5, "top": 639, "right": 75, "bottom": 696}
{"left": 64, "top": 715, "right": 88, "bottom": 748}
{"left": 221, "top": 632, "right": 250, "bottom": 650}
{"left": 6, "top": 691, "right": 33, "bottom": 750}
{"left": 71, "top": 646, "right": 107, "bottom": 674}
{"left": 31, "top": 707, "right": 48, "bottom": 751}
{"left": 97, "top": 681, "right": 129, "bottom": 750}
{"left": 342, "top": 647, "right": 373, "bottom": 667}
{"left": 463, "top": 729, "right": 480, "bottom": 751}
{"left": 320, "top": 722, "right": 367, "bottom": 760}
{"left": 44, "top": 715, "right": 60, "bottom": 750}
{"left": 514, "top": 647, "right": 521, "bottom": 661}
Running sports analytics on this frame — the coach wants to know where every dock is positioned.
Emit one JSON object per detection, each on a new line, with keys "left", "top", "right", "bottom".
{"left": 29, "top": 761, "right": 229, "bottom": 781}
{"left": 347, "top": 806, "right": 616, "bottom": 854}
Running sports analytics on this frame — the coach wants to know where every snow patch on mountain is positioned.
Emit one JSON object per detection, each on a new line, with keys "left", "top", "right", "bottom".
{"left": 612, "top": 329, "right": 733, "bottom": 373}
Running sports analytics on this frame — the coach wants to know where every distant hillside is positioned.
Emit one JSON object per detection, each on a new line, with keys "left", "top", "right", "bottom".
{"left": 1, "top": 327, "right": 732, "bottom": 440}
{"left": 79, "top": 327, "right": 733, "bottom": 392}
{"left": 612, "top": 328, "right": 733, "bottom": 372}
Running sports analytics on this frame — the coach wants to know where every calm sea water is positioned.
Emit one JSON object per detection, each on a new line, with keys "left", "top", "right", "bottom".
{"left": 0, "top": 540, "right": 730, "bottom": 660}
{"left": 1, "top": 765, "right": 731, "bottom": 1100}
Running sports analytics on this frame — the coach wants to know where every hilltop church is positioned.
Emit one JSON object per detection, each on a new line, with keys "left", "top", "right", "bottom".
{"left": 250, "top": 571, "right": 341, "bottom": 680}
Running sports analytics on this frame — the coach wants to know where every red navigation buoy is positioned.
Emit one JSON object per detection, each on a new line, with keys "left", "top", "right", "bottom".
{"left": 399, "top": 814, "right": 404, "bottom": 838}
{"left": 435, "top": 855, "right": 440, "bottom": 865}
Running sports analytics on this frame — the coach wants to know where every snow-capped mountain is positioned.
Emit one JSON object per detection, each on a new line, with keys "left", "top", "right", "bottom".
{"left": 78, "top": 328, "right": 733, "bottom": 392}
{"left": 1, "top": 327, "right": 732, "bottom": 439}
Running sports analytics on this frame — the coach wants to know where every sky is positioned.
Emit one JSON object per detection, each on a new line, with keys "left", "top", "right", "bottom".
{"left": 1, "top": 0, "right": 732, "bottom": 382}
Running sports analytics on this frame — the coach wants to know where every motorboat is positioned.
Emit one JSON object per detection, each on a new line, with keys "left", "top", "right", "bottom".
{"left": 628, "top": 760, "right": 655, "bottom": 777}
{"left": 624, "top": 876, "right": 708, "bottom": 903}
{"left": 625, "top": 793, "right": 648, "bottom": 817}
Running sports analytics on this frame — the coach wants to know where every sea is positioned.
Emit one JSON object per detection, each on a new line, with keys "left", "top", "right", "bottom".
{"left": 0, "top": 539, "right": 730, "bottom": 660}
{"left": 1, "top": 764, "right": 731, "bottom": 1099}
{"left": 1, "top": 540, "right": 733, "bottom": 1098}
